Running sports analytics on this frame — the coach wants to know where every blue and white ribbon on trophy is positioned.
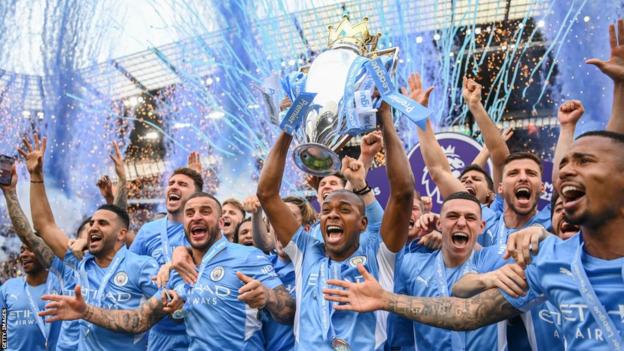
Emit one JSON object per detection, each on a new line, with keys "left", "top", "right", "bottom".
{"left": 365, "top": 58, "right": 430, "bottom": 129}
{"left": 339, "top": 56, "right": 375, "bottom": 137}
{"left": 279, "top": 92, "right": 317, "bottom": 135}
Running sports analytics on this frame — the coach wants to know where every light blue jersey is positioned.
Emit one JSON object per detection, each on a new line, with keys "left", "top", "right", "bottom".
{"left": 49, "top": 256, "right": 81, "bottom": 351}
{"left": 169, "top": 237, "right": 283, "bottom": 350}
{"left": 261, "top": 253, "right": 296, "bottom": 351}
{"left": 398, "top": 250, "right": 506, "bottom": 351}
{"left": 130, "top": 217, "right": 189, "bottom": 350}
{"left": 473, "top": 245, "right": 565, "bottom": 351}
{"left": 479, "top": 195, "right": 552, "bottom": 255}
{"left": 0, "top": 273, "right": 62, "bottom": 351}
{"left": 501, "top": 234, "right": 624, "bottom": 350}
{"left": 285, "top": 226, "right": 396, "bottom": 351}
{"left": 311, "top": 199, "right": 384, "bottom": 242}
{"left": 63, "top": 245, "right": 160, "bottom": 351}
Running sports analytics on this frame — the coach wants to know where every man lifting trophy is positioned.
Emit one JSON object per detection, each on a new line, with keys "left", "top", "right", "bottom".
{"left": 278, "top": 15, "right": 430, "bottom": 176}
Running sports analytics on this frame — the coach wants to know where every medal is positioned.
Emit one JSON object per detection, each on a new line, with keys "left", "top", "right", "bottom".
{"left": 331, "top": 338, "right": 350, "bottom": 351}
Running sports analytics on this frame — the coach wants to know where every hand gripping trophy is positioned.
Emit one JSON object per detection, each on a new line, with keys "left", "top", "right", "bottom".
{"left": 281, "top": 16, "right": 400, "bottom": 176}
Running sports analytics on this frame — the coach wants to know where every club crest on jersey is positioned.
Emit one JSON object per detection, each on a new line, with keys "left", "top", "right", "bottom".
{"left": 210, "top": 266, "right": 225, "bottom": 281}
{"left": 114, "top": 272, "right": 129, "bottom": 286}
{"left": 349, "top": 256, "right": 367, "bottom": 267}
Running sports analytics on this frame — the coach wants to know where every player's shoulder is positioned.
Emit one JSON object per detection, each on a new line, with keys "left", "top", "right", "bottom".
{"left": 0, "top": 277, "right": 23, "bottom": 291}
{"left": 229, "top": 243, "right": 271, "bottom": 262}
{"left": 124, "top": 249, "right": 159, "bottom": 270}
{"left": 534, "top": 234, "right": 578, "bottom": 264}
{"left": 399, "top": 251, "right": 436, "bottom": 273}
{"left": 136, "top": 217, "right": 166, "bottom": 236}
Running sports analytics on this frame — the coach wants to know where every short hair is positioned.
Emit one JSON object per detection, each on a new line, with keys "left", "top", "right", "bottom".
{"left": 325, "top": 189, "right": 365, "bottom": 215}
{"left": 503, "top": 152, "right": 543, "bottom": 175}
{"left": 459, "top": 164, "right": 495, "bottom": 191}
{"left": 96, "top": 204, "right": 130, "bottom": 229}
{"left": 576, "top": 130, "right": 624, "bottom": 143}
{"left": 233, "top": 217, "right": 252, "bottom": 244}
{"left": 223, "top": 198, "right": 246, "bottom": 219}
{"left": 550, "top": 191, "right": 560, "bottom": 220}
{"left": 441, "top": 191, "right": 482, "bottom": 216}
{"left": 312, "top": 172, "right": 348, "bottom": 190}
{"left": 186, "top": 192, "right": 222, "bottom": 216}
{"left": 75, "top": 217, "right": 92, "bottom": 238}
{"left": 283, "top": 196, "right": 318, "bottom": 225}
{"left": 171, "top": 168, "right": 203, "bottom": 192}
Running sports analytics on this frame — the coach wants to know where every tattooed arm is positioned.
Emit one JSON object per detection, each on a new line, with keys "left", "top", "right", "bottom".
{"left": 384, "top": 288, "right": 519, "bottom": 331}
{"left": 40, "top": 285, "right": 180, "bottom": 333}
{"left": 324, "top": 264, "right": 521, "bottom": 331}
{"left": 0, "top": 165, "right": 55, "bottom": 267}
{"left": 264, "top": 285, "right": 296, "bottom": 324}
{"left": 82, "top": 296, "right": 166, "bottom": 333}
{"left": 237, "top": 272, "right": 295, "bottom": 324}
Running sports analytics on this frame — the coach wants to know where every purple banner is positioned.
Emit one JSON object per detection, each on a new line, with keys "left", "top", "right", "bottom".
{"left": 367, "top": 132, "right": 553, "bottom": 212}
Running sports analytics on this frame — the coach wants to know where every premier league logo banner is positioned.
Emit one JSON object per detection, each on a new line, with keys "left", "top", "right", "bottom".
{"left": 366, "top": 132, "right": 554, "bottom": 212}
{"left": 278, "top": 16, "right": 408, "bottom": 176}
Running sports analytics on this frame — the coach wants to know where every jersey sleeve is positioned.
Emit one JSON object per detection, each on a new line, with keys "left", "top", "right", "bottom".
{"left": 284, "top": 226, "right": 314, "bottom": 266}
{"left": 0, "top": 284, "right": 6, "bottom": 309}
{"left": 129, "top": 225, "right": 147, "bottom": 255}
{"left": 167, "top": 270, "right": 189, "bottom": 302}
{"left": 473, "top": 245, "right": 511, "bottom": 273}
{"left": 243, "top": 249, "right": 283, "bottom": 290}
{"left": 490, "top": 194, "right": 505, "bottom": 215}
{"left": 138, "top": 258, "right": 160, "bottom": 298}
{"left": 63, "top": 249, "right": 81, "bottom": 271}
{"left": 364, "top": 199, "right": 384, "bottom": 234}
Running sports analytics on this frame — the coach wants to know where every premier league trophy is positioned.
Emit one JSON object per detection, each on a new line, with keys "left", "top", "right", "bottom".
{"left": 281, "top": 16, "right": 400, "bottom": 176}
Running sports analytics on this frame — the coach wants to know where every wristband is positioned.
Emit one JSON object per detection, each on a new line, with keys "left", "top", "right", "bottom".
{"left": 30, "top": 180, "right": 44, "bottom": 184}
{"left": 353, "top": 183, "right": 372, "bottom": 196}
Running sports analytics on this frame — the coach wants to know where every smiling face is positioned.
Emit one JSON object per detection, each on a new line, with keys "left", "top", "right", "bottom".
{"left": 166, "top": 174, "right": 198, "bottom": 215}
{"left": 88, "top": 209, "right": 126, "bottom": 257}
{"left": 236, "top": 221, "right": 254, "bottom": 246}
{"left": 460, "top": 170, "right": 492, "bottom": 204}
{"left": 439, "top": 199, "right": 484, "bottom": 266}
{"left": 551, "top": 195, "right": 580, "bottom": 240}
{"left": 19, "top": 246, "right": 44, "bottom": 275}
{"left": 184, "top": 196, "right": 222, "bottom": 252}
{"left": 557, "top": 136, "right": 624, "bottom": 229}
{"left": 320, "top": 191, "right": 367, "bottom": 261}
{"left": 499, "top": 158, "right": 544, "bottom": 217}
{"left": 220, "top": 203, "right": 245, "bottom": 239}
{"left": 316, "top": 175, "right": 345, "bottom": 203}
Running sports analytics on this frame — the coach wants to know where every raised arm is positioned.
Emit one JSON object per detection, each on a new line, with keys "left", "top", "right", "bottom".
{"left": 463, "top": 78, "right": 510, "bottom": 187}
{"left": 110, "top": 141, "right": 128, "bottom": 211}
{"left": 378, "top": 102, "right": 414, "bottom": 252}
{"left": 587, "top": 18, "right": 624, "bottom": 133}
{"left": 553, "top": 101, "right": 583, "bottom": 183}
{"left": 256, "top": 132, "right": 300, "bottom": 247}
{"left": 1, "top": 164, "right": 55, "bottom": 267}
{"left": 18, "top": 134, "right": 69, "bottom": 258}
{"left": 244, "top": 195, "right": 275, "bottom": 254}
{"left": 324, "top": 264, "right": 520, "bottom": 331}
{"left": 471, "top": 128, "right": 514, "bottom": 169}
{"left": 401, "top": 74, "right": 465, "bottom": 198}
{"left": 40, "top": 285, "right": 180, "bottom": 334}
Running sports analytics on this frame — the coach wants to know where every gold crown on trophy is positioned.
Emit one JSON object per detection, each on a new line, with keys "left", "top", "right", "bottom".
{"left": 327, "top": 16, "right": 381, "bottom": 54}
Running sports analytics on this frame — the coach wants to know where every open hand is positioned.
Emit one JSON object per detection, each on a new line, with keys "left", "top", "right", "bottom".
{"left": 586, "top": 19, "right": 624, "bottom": 82}
{"left": 40, "top": 285, "right": 87, "bottom": 322}
{"left": 323, "top": 264, "right": 387, "bottom": 313}
{"left": 17, "top": 134, "right": 46, "bottom": 178}
{"left": 400, "top": 73, "right": 434, "bottom": 107}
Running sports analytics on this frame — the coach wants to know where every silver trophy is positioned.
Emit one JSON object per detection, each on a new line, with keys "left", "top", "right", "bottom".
{"left": 284, "top": 16, "right": 399, "bottom": 176}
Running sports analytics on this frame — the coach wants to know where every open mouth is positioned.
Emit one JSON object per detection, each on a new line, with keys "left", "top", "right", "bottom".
{"left": 190, "top": 224, "right": 208, "bottom": 241}
{"left": 89, "top": 232, "right": 103, "bottom": 244}
{"left": 326, "top": 225, "right": 344, "bottom": 245}
{"left": 222, "top": 219, "right": 232, "bottom": 229}
{"left": 559, "top": 221, "right": 580, "bottom": 236}
{"left": 451, "top": 232, "right": 470, "bottom": 247}
{"left": 514, "top": 186, "right": 532, "bottom": 205}
{"left": 465, "top": 186, "right": 476, "bottom": 196}
{"left": 409, "top": 219, "right": 415, "bottom": 230}
{"left": 167, "top": 193, "right": 182, "bottom": 204}
{"left": 561, "top": 185, "right": 585, "bottom": 211}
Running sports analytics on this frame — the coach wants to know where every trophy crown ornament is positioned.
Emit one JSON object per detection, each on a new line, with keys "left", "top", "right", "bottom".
{"left": 327, "top": 16, "right": 381, "bottom": 55}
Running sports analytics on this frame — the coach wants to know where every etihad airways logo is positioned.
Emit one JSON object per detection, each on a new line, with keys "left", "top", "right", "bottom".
{"left": 538, "top": 303, "right": 624, "bottom": 341}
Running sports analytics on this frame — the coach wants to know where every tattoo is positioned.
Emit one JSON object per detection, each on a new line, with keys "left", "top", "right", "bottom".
{"left": 83, "top": 296, "right": 166, "bottom": 333}
{"left": 265, "top": 285, "right": 295, "bottom": 325}
{"left": 113, "top": 178, "right": 128, "bottom": 211}
{"left": 386, "top": 288, "right": 519, "bottom": 331}
{"left": 3, "top": 190, "right": 55, "bottom": 267}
